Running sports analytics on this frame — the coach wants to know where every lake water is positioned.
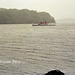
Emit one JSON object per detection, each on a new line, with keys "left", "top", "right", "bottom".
{"left": 0, "top": 23, "right": 75, "bottom": 75}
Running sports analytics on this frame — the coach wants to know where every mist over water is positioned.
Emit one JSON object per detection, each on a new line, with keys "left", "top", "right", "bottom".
{"left": 0, "top": 23, "right": 75, "bottom": 75}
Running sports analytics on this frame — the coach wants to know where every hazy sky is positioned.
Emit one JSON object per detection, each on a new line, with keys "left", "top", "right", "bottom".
{"left": 0, "top": 0, "right": 75, "bottom": 20}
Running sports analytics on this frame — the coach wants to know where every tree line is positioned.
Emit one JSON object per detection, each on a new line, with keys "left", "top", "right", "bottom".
{"left": 0, "top": 8, "right": 55, "bottom": 24}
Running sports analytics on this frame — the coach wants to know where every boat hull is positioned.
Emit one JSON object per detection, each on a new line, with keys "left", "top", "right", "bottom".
{"left": 32, "top": 23, "right": 56, "bottom": 26}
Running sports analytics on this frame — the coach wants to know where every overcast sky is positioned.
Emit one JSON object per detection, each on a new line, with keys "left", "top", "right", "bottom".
{"left": 0, "top": 0, "right": 75, "bottom": 20}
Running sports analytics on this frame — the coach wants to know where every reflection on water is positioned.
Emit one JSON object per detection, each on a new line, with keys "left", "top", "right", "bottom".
{"left": 0, "top": 24, "right": 75, "bottom": 75}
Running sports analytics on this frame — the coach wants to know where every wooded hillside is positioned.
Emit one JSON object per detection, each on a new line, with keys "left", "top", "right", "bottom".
{"left": 0, "top": 8, "right": 55, "bottom": 24}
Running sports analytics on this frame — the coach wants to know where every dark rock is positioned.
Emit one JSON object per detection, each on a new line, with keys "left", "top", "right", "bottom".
{"left": 44, "top": 70, "right": 65, "bottom": 75}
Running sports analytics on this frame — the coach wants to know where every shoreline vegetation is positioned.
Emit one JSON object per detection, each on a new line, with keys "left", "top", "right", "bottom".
{"left": 0, "top": 8, "right": 55, "bottom": 24}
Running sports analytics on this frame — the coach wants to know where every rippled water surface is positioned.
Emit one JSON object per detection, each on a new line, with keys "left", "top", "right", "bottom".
{"left": 0, "top": 23, "right": 75, "bottom": 75}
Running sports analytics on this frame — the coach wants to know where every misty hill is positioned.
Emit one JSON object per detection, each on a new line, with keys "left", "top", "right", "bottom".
{"left": 57, "top": 18, "right": 75, "bottom": 24}
{"left": 0, "top": 8, "right": 55, "bottom": 24}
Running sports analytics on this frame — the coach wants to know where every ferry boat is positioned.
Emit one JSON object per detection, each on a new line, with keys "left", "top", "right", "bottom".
{"left": 32, "top": 23, "right": 56, "bottom": 26}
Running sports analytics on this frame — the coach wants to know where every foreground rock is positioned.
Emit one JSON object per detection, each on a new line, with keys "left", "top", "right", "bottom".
{"left": 44, "top": 70, "right": 65, "bottom": 75}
